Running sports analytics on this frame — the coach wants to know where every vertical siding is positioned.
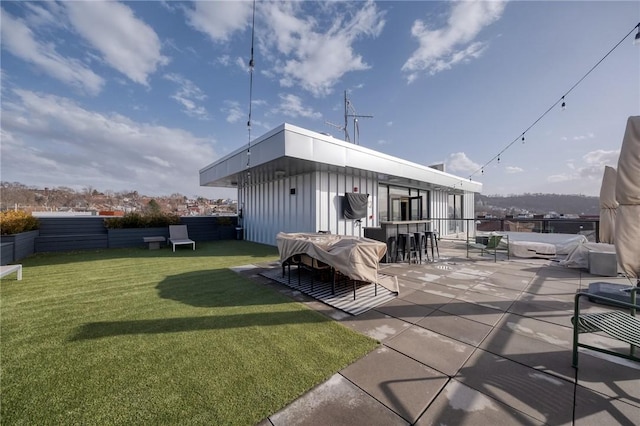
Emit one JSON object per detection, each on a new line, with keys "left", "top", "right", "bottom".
{"left": 463, "top": 192, "right": 475, "bottom": 235}
{"left": 430, "top": 190, "right": 449, "bottom": 237}
{"left": 315, "top": 171, "right": 376, "bottom": 237}
{"left": 428, "top": 190, "right": 475, "bottom": 237}
{"left": 241, "top": 172, "right": 317, "bottom": 246}
{"left": 240, "top": 170, "right": 377, "bottom": 245}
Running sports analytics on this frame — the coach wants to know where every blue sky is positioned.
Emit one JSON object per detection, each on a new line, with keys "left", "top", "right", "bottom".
{"left": 1, "top": 1, "right": 638, "bottom": 198}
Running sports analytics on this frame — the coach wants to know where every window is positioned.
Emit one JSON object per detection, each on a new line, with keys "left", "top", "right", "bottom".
{"left": 378, "top": 184, "right": 431, "bottom": 222}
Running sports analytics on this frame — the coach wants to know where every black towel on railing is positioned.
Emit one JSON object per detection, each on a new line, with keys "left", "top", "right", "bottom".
{"left": 343, "top": 193, "right": 369, "bottom": 219}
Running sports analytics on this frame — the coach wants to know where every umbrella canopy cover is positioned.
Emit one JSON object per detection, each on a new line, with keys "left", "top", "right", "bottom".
{"left": 614, "top": 116, "right": 640, "bottom": 279}
{"left": 598, "top": 166, "right": 618, "bottom": 244}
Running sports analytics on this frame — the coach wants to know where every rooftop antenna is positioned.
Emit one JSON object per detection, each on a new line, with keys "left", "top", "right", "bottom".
{"left": 344, "top": 90, "right": 372, "bottom": 145}
{"left": 324, "top": 119, "right": 349, "bottom": 141}
{"left": 325, "top": 91, "right": 372, "bottom": 144}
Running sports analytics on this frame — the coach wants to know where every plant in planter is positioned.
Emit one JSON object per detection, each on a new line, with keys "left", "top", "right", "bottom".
{"left": 105, "top": 212, "right": 181, "bottom": 248}
{"left": 0, "top": 211, "right": 39, "bottom": 235}
{"left": 0, "top": 211, "right": 40, "bottom": 263}
{"left": 104, "top": 212, "right": 180, "bottom": 229}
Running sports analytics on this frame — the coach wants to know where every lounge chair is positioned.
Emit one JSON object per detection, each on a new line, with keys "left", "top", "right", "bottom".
{"left": 572, "top": 287, "right": 639, "bottom": 367}
{"left": 168, "top": 225, "right": 195, "bottom": 252}
{"left": 467, "top": 234, "right": 509, "bottom": 262}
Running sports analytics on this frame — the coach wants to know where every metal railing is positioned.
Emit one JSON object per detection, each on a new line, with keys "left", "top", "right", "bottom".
{"left": 430, "top": 217, "right": 600, "bottom": 243}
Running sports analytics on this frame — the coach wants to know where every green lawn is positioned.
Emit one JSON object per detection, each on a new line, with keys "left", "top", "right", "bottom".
{"left": 1, "top": 241, "right": 378, "bottom": 425}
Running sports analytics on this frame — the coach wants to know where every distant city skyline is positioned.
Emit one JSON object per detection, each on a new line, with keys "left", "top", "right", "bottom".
{"left": 1, "top": 1, "right": 638, "bottom": 198}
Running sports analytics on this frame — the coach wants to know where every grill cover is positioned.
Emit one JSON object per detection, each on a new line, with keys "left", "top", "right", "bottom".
{"left": 343, "top": 193, "right": 368, "bottom": 219}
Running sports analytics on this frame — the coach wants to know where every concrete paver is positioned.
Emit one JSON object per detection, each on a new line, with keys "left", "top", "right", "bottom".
{"left": 414, "top": 380, "right": 544, "bottom": 426}
{"left": 267, "top": 374, "right": 408, "bottom": 426}
{"left": 258, "top": 242, "right": 640, "bottom": 425}
{"left": 386, "top": 325, "right": 475, "bottom": 376}
{"left": 417, "top": 311, "right": 493, "bottom": 347}
{"left": 341, "top": 346, "right": 448, "bottom": 423}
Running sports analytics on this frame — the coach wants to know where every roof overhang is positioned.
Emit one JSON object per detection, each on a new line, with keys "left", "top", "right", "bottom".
{"left": 199, "top": 123, "right": 482, "bottom": 193}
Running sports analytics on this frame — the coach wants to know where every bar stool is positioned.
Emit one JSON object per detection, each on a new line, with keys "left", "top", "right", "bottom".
{"left": 397, "top": 233, "right": 418, "bottom": 263}
{"left": 425, "top": 231, "right": 440, "bottom": 260}
{"left": 413, "top": 232, "right": 427, "bottom": 263}
{"left": 385, "top": 236, "right": 397, "bottom": 263}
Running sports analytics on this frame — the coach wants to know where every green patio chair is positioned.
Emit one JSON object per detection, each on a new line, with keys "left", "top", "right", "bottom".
{"left": 467, "top": 235, "right": 504, "bottom": 262}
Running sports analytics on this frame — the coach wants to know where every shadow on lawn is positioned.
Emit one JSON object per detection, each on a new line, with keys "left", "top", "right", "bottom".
{"left": 156, "top": 269, "right": 289, "bottom": 307}
{"left": 69, "top": 310, "right": 330, "bottom": 341}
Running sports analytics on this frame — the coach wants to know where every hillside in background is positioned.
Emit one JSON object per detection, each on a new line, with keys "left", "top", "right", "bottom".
{"left": 476, "top": 193, "right": 600, "bottom": 217}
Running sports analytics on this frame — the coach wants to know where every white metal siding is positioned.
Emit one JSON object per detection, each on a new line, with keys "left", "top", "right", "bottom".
{"left": 463, "top": 192, "right": 475, "bottom": 235}
{"left": 239, "top": 170, "right": 378, "bottom": 245}
{"left": 430, "top": 190, "right": 449, "bottom": 237}
{"left": 427, "top": 190, "right": 475, "bottom": 237}
{"left": 314, "top": 171, "right": 376, "bottom": 237}
{"left": 240, "top": 173, "right": 317, "bottom": 246}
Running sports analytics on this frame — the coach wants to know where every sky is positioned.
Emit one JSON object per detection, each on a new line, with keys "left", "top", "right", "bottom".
{"left": 1, "top": 1, "right": 638, "bottom": 199}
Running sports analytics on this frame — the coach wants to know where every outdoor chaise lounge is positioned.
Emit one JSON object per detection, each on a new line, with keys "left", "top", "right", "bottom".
{"left": 0, "top": 264, "right": 22, "bottom": 280}
{"left": 168, "top": 225, "right": 195, "bottom": 252}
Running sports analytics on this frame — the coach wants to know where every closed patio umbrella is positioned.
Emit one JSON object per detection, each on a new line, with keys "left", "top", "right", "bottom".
{"left": 598, "top": 166, "right": 618, "bottom": 244}
{"left": 588, "top": 117, "right": 640, "bottom": 302}
{"left": 614, "top": 116, "right": 640, "bottom": 284}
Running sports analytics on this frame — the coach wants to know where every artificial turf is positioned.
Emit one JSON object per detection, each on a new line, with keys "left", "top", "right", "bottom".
{"left": 0, "top": 241, "right": 378, "bottom": 425}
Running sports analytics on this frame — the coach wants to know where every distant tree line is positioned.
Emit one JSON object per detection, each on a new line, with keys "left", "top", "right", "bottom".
{"left": 0, "top": 181, "right": 226, "bottom": 215}
{"left": 476, "top": 193, "right": 600, "bottom": 217}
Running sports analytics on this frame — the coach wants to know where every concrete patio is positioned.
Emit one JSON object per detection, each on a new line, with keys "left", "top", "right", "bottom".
{"left": 241, "top": 240, "right": 640, "bottom": 425}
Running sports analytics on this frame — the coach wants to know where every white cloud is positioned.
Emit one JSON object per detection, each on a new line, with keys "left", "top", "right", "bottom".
{"left": 547, "top": 173, "right": 573, "bottom": 183}
{"left": 505, "top": 166, "right": 523, "bottom": 174}
{"left": 0, "top": 89, "right": 217, "bottom": 195}
{"left": 64, "top": 1, "right": 168, "bottom": 86}
{"left": 579, "top": 149, "right": 619, "bottom": 179}
{"left": 184, "top": 1, "right": 252, "bottom": 42}
{"left": 275, "top": 94, "right": 322, "bottom": 119}
{"left": 163, "top": 73, "right": 209, "bottom": 120}
{"left": 260, "top": 1, "right": 385, "bottom": 96}
{"left": 570, "top": 132, "right": 596, "bottom": 141}
{"left": 402, "top": 0, "right": 507, "bottom": 82}
{"left": 446, "top": 152, "right": 480, "bottom": 174}
{"left": 546, "top": 149, "right": 619, "bottom": 183}
{"left": 223, "top": 101, "right": 244, "bottom": 123}
{"left": 0, "top": 9, "right": 104, "bottom": 95}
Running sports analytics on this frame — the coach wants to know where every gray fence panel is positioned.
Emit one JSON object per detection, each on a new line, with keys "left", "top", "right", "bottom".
{"left": 35, "top": 235, "right": 109, "bottom": 252}
{"left": 38, "top": 217, "right": 108, "bottom": 235}
{"left": 180, "top": 216, "right": 237, "bottom": 241}
{"left": 1, "top": 242, "right": 14, "bottom": 265}
{"left": 108, "top": 228, "right": 170, "bottom": 248}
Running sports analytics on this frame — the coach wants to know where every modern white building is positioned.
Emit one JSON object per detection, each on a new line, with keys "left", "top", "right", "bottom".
{"left": 200, "top": 123, "right": 482, "bottom": 246}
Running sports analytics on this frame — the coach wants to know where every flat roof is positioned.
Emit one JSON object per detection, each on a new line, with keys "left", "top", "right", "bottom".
{"left": 200, "top": 123, "right": 482, "bottom": 193}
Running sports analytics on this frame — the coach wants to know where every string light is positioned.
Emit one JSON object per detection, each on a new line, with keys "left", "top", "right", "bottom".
{"left": 245, "top": 0, "right": 257, "bottom": 186}
{"left": 462, "top": 21, "right": 640, "bottom": 186}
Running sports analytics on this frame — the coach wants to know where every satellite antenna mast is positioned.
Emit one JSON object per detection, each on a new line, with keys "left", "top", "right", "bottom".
{"left": 344, "top": 90, "right": 372, "bottom": 145}
{"left": 324, "top": 120, "right": 349, "bottom": 141}
{"left": 324, "top": 91, "right": 372, "bottom": 144}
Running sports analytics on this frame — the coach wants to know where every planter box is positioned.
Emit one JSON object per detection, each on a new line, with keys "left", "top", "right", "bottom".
{"left": 0, "top": 230, "right": 39, "bottom": 263}
{"left": 108, "top": 228, "right": 170, "bottom": 248}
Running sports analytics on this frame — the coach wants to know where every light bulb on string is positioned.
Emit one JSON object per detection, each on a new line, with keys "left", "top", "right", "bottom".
{"left": 521, "top": 134, "right": 525, "bottom": 144}
{"left": 561, "top": 96, "right": 566, "bottom": 111}
{"left": 497, "top": 155, "right": 501, "bottom": 164}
